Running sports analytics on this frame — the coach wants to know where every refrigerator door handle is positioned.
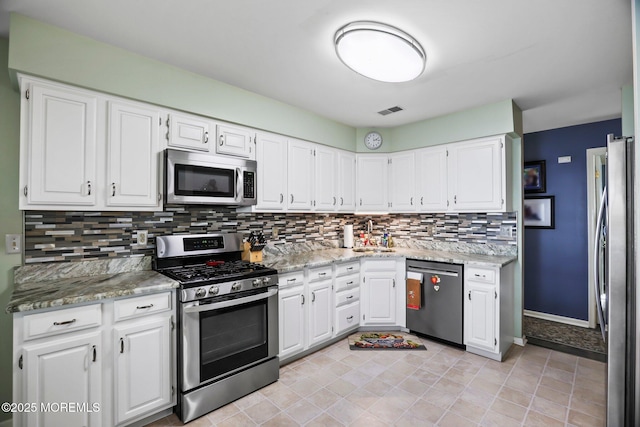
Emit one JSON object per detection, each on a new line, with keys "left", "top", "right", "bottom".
{"left": 593, "top": 186, "right": 607, "bottom": 341}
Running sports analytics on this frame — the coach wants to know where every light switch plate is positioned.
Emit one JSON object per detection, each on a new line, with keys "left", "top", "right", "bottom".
{"left": 5, "top": 234, "right": 22, "bottom": 254}
{"left": 558, "top": 156, "right": 572, "bottom": 164}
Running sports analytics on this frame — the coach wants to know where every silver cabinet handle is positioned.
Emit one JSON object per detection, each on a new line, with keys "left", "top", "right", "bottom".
{"left": 53, "top": 319, "right": 76, "bottom": 326}
{"left": 318, "top": 272, "right": 327, "bottom": 276}
{"left": 347, "top": 315, "right": 354, "bottom": 321}
{"left": 346, "top": 281, "right": 354, "bottom": 285}
{"left": 333, "top": 196, "right": 337, "bottom": 206}
{"left": 393, "top": 279, "right": 396, "bottom": 288}
{"left": 346, "top": 295, "right": 354, "bottom": 299}
{"left": 87, "top": 181, "right": 92, "bottom": 196}
{"left": 136, "top": 304, "right": 154, "bottom": 310}
{"left": 287, "top": 278, "right": 297, "bottom": 283}
{"left": 204, "top": 131, "right": 209, "bottom": 144}
{"left": 359, "top": 198, "right": 362, "bottom": 206}
{"left": 347, "top": 267, "right": 354, "bottom": 271}
{"left": 120, "top": 338, "right": 124, "bottom": 354}
{"left": 410, "top": 197, "right": 413, "bottom": 205}
{"left": 468, "top": 291, "right": 471, "bottom": 300}
{"left": 219, "top": 135, "right": 224, "bottom": 146}
{"left": 341, "top": 197, "right": 344, "bottom": 206}
{"left": 454, "top": 195, "right": 457, "bottom": 204}
{"left": 312, "top": 292, "right": 316, "bottom": 302}
{"left": 280, "top": 193, "right": 284, "bottom": 204}
{"left": 301, "top": 294, "right": 305, "bottom": 305}
{"left": 111, "top": 183, "right": 116, "bottom": 197}
{"left": 92, "top": 345, "right": 97, "bottom": 362}
{"left": 290, "top": 194, "right": 294, "bottom": 204}
{"left": 421, "top": 196, "right": 424, "bottom": 205}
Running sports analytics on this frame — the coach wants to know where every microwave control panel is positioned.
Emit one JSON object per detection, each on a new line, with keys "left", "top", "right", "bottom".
{"left": 243, "top": 171, "right": 255, "bottom": 199}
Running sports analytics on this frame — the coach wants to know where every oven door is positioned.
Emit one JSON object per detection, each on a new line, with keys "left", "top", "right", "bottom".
{"left": 180, "top": 287, "right": 278, "bottom": 392}
{"left": 165, "top": 149, "right": 256, "bottom": 206}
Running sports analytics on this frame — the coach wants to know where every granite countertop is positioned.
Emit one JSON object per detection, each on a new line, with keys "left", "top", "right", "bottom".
{"left": 261, "top": 247, "right": 516, "bottom": 273}
{"left": 7, "top": 257, "right": 179, "bottom": 314}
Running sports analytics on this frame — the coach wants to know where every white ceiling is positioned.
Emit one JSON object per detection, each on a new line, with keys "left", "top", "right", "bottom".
{"left": 0, "top": 0, "right": 633, "bottom": 133}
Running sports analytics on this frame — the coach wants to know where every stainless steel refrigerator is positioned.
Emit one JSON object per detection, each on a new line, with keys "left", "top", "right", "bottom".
{"left": 594, "top": 133, "right": 637, "bottom": 426}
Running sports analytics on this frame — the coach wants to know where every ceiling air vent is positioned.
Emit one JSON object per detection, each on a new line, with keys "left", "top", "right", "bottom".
{"left": 377, "top": 106, "right": 404, "bottom": 116}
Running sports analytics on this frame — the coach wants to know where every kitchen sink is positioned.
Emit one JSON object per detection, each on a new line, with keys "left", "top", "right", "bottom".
{"left": 352, "top": 247, "right": 395, "bottom": 253}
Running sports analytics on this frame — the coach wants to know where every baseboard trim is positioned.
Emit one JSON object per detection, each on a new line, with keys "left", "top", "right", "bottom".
{"left": 514, "top": 336, "right": 527, "bottom": 346}
{"left": 0, "top": 417, "right": 12, "bottom": 427}
{"left": 524, "top": 310, "right": 589, "bottom": 328}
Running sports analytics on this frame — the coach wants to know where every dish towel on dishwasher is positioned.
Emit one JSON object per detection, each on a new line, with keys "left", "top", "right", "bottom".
{"left": 407, "top": 271, "right": 423, "bottom": 310}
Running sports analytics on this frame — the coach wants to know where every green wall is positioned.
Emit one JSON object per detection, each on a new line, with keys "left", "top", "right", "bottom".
{"left": 0, "top": 37, "right": 22, "bottom": 424}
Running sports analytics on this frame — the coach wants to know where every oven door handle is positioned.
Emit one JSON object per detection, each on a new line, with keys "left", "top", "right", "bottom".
{"left": 183, "top": 288, "right": 278, "bottom": 313}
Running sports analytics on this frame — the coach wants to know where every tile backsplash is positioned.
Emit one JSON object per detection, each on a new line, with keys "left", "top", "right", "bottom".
{"left": 23, "top": 208, "right": 517, "bottom": 264}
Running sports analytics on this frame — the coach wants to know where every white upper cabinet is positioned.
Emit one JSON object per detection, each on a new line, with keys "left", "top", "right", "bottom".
{"left": 107, "top": 101, "right": 161, "bottom": 208}
{"left": 389, "top": 152, "right": 416, "bottom": 212}
{"left": 287, "top": 139, "right": 314, "bottom": 210}
{"left": 21, "top": 80, "right": 98, "bottom": 208}
{"left": 416, "top": 145, "right": 448, "bottom": 212}
{"left": 166, "top": 112, "right": 210, "bottom": 152}
{"left": 256, "top": 132, "right": 288, "bottom": 210}
{"left": 337, "top": 151, "right": 356, "bottom": 212}
{"left": 448, "top": 135, "right": 507, "bottom": 212}
{"left": 314, "top": 145, "right": 338, "bottom": 211}
{"left": 216, "top": 123, "right": 255, "bottom": 159}
{"left": 356, "top": 154, "right": 388, "bottom": 212}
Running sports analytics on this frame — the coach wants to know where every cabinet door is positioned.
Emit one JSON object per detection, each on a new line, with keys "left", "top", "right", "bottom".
{"left": 356, "top": 155, "right": 388, "bottom": 212}
{"left": 216, "top": 124, "right": 254, "bottom": 158}
{"left": 448, "top": 136, "right": 504, "bottom": 212}
{"left": 107, "top": 101, "right": 161, "bottom": 208}
{"left": 287, "top": 139, "right": 314, "bottom": 210}
{"left": 315, "top": 145, "right": 337, "bottom": 211}
{"left": 465, "top": 281, "right": 496, "bottom": 352}
{"left": 337, "top": 151, "right": 356, "bottom": 212}
{"left": 389, "top": 152, "right": 416, "bottom": 212}
{"left": 308, "top": 280, "right": 333, "bottom": 347}
{"left": 256, "top": 133, "right": 288, "bottom": 210}
{"left": 167, "top": 113, "right": 210, "bottom": 151}
{"left": 24, "top": 83, "right": 98, "bottom": 207}
{"left": 279, "top": 285, "right": 306, "bottom": 359}
{"left": 23, "top": 331, "right": 102, "bottom": 427}
{"left": 114, "top": 316, "right": 172, "bottom": 424}
{"left": 416, "top": 146, "right": 448, "bottom": 212}
{"left": 361, "top": 272, "right": 396, "bottom": 325}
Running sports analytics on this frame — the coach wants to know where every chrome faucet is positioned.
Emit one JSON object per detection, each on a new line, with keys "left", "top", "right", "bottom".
{"left": 367, "top": 220, "right": 375, "bottom": 245}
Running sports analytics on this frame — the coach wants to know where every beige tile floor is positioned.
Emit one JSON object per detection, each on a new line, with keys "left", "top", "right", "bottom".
{"left": 146, "top": 335, "right": 606, "bottom": 426}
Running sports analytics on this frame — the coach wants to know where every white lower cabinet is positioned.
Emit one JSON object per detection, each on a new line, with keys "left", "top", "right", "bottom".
{"left": 360, "top": 259, "right": 405, "bottom": 327}
{"left": 113, "top": 315, "right": 173, "bottom": 424}
{"left": 278, "top": 278, "right": 306, "bottom": 360}
{"left": 22, "top": 331, "right": 102, "bottom": 427}
{"left": 464, "top": 264, "right": 514, "bottom": 361}
{"left": 308, "top": 279, "right": 333, "bottom": 346}
{"left": 13, "top": 291, "right": 176, "bottom": 427}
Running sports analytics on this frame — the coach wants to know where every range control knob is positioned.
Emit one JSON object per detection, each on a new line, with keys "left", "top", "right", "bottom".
{"left": 263, "top": 277, "right": 272, "bottom": 284}
{"left": 252, "top": 279, "right": 263, "bottom": 288}
{"left": 194, "top": 288, "right": 206, "bottom": 298}
{"left": 231, "top": 282, "right": 242, "bottom": 292}
{"left": 208, "top": 286, "right": 219, "bottom": 296}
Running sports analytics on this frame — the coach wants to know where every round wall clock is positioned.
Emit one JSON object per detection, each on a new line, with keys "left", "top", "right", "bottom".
{"left": 364, "top": 131, "right": 383, "bottom": 150}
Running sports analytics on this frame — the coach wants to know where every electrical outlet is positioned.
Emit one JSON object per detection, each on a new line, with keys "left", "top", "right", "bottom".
{"left": 137, "top": 230, "right": 148, "bottom": 245}
{"left": 272, "top": 227, "right": 279, "bottom": 238}
{"left": 319, "top": 225, "right": 324, "bottom": 236}
{"left": 5, "top": 234, "right": 22, "bottom": 254}
{"left": 499, "top": 225, "right": 513, "bottom": 237}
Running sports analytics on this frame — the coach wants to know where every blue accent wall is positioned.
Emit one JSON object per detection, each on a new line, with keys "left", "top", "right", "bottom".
{"left": 524, "top": 119, "right": 621, "bottom": 320}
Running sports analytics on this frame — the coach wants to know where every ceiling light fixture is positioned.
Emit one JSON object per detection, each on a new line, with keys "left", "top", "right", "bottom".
{"left": 334, "top": 21, "right": 426, "bottom": 83}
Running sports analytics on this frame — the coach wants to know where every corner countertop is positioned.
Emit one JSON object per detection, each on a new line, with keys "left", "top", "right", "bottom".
{"left": 7, "top": 257, "right": 179, "bottom": 314}
{"left": 261, "top": 247, "right": 516, "bottom": 274}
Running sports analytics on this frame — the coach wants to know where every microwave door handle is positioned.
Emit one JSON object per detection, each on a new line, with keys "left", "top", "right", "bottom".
{"left": 594, "top": 186, "right": 607, "bottom": 341}
{"left": 183, "top": 288, "right": 277, "bottom": 314}
{"left": 235, "top": 168, "right": 241, "bottom": 201}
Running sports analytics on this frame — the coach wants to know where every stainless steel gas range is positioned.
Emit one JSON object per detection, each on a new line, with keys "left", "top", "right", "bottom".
{"left": 154, "top": 233, "right": 279, "bottom": 423}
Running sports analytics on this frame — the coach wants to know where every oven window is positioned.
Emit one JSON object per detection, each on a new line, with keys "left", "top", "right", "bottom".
{"left": 199, "top": 299, "right": 268, "bottom": 382}
{"left": 175, "top": 164, "right": 234, "bottom": 197}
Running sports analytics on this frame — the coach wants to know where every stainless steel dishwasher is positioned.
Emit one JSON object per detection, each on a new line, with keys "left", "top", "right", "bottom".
{"left": 406, "top": 259, "right": 463, "bottom": 345}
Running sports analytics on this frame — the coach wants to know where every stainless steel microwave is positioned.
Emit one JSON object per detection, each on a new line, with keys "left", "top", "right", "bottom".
{"left": 165, "top": 149, "right": 257, "bottom": 206}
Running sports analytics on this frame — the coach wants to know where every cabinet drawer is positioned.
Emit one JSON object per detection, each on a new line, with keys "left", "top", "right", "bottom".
{"left": 361, "top": 259, "right": 397, "bottom": 272}
{"left": 308, "top": 266, "right": 332, "bottom": 282}
{"left": 114, "top": 292, "right": 172, "bottom": 322}
{"left": 466, "top": 267, "right": 496, "bottom": 284}
{"left": 335, "top": 262, "right": 359, "bottom": 277}
{"left": 336, "top": 288, "right": 360, "bottom": 307}
{"left": 335, "top": 274, "right": 359, "bottom": 292}
{"left": 23, "top": 303, "right": 102, "bottom": 341}
{"left": 335, "top": 302, "right": 360, "bottom": 334}
{"left": 278, "top": 271, "right": 304, "bottom": 289}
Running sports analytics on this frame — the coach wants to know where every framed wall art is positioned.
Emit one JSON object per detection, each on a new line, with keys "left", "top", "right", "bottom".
{"left": 524, "top": 160, "right": 546, "bottom": 193}
{"left": 524, "top": 196, "right": 555, "bottom": 229}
